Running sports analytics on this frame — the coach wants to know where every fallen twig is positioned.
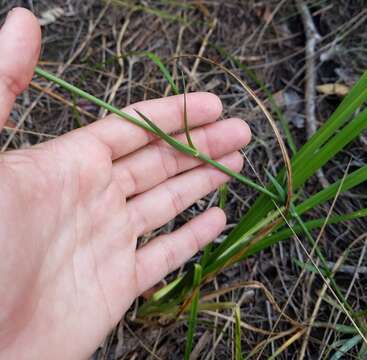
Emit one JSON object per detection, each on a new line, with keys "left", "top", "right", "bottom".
{"left": 296, "top": 0, "right": 329, "bottom": 189}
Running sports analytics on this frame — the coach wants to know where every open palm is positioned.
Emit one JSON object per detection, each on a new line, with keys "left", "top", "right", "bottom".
{"left": 0, "top": 8, "right": 251, "bottom": 359}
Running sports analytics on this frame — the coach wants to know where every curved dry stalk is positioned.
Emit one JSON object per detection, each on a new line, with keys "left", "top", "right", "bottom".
{"left": 247, "top": 327, "right": 302, "bottom": 359}
{"left": 269, "top": 328, "right": 307, "bottom": 360}
{"left": 173, "top": 54, "right": 293, "bottom": 210}
{"left": 29, "top": 81, "right": 97, "bottom": 120}
{"left": 169, "top": 54, "right": 293, "bottom": 295}
{"left": 2, "top": 126, "right": 56, "bottom": 138}
{"left": 203, "top": 311, "right": 283, "bottom": 336}
{"left": 200, "top": 280, "right": 301, "bottom": 327}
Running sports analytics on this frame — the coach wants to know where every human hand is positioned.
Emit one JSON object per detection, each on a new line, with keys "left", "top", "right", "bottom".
{"left": 0, "top": 8, "right": 251, "bottom": 359}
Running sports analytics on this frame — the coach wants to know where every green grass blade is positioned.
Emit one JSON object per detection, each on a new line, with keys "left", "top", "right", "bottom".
{"left": 293, "top": 107, "right": 367, "bottom": 188}
{"left": 219, "top": 184, "right": 228, "bottom": 209}
{"left": 145, "top": 52, "right": 179, "bottom": 95}
{"left": 134, "top": 108, "right": 200, "bottom": 158}
{"left": 330, "top": 335, "right": 362, "bottom": 360}
{"left": 184, "top": 264, "right": 202, "bottom": 360}
{"left": 293, "top": 70, "right": 367, "bottom": 169}
{"left": 133, "top": 109, "right": 277, "bottom": 198}
{"left": 243, "top": 208, "right": 367, "bottom": 259}
{"left": 296, "top": 165, "right": 367, "bottom": 215}
{"left": 109, "top": 0, "right": 189, "bottom": 24}
{"left": 181, "top": 70, "right": 197, "bottom": 150}
{"left": 235, "top": 306, "right": 243, "bottom": 360}
{"left": 203, "top": 209, "right": 283, "bottom": 275}
{"left": 293, "top": 258, "right": 328, "bottom": 276}
{"left": 34, "top": 67, "right": 155, "bottom": 133}
{"left": 265, "top": 169, "right": 286, "bottom": 202}
{"left": 203, "top": 208, "right": 366, "bottom": 276}
{"left": 35, "top": 67, "right": 276, "bottom": 199}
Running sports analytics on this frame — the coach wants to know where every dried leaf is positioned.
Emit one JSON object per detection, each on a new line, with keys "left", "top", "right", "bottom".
{"left": 38, "top": 7, "right": 64, "bottom": 26}
{"left": 317, "top": 83, "right": 349, "bottom": 97}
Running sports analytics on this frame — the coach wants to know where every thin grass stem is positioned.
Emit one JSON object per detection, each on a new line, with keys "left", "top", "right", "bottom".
{"left": 34, "top": 66, "right": 277, "bottom": 199}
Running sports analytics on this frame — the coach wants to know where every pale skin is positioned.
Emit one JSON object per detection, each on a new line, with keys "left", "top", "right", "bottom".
{"left": 0, "top": 8, "right": 251, "bottom": 359}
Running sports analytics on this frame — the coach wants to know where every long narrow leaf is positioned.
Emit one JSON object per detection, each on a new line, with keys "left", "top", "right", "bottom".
{"left": 293, "top": 107, "right": 367, "bottom": 187}
{"left": 243, "top": 208, "right": 367, "bottom": 259}
{"left": 330, "top": 335, "right": 362, "bottom": 360}
{"left": 297, "top": 165, "right": 367, "bottom": 215}
{"left": 184, "top": 264, "right": 202, "bottom": 360}
{"left": 133, "top": 109, "right": 277, "bottom": 198}
{"left": 293, "top": 70, "right": 367, "bottom": 169}
{"left": 35, "top": 67, "right": 276, "bottom": 199}
{"left": 235, "top": 306, "right": 243, "bottom": 360}
{"left": 146, "top": 52, "right": 180, "bottom": 95}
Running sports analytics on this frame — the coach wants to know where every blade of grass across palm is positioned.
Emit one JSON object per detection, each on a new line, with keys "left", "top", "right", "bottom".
{"left": 34, "top": 67, "right": 276, "bottom": 199}
{"left": 184, "top": 264, "right": 202, "bottom": 360}
{"left": 34, "top": 67, "right": 155, "bottom": 132}
{"left": 133, "top": 109, "right": 276, "bottom": 198}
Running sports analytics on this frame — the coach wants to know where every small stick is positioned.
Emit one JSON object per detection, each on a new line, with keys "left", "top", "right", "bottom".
{"left": 189, "top": 18, "right": 217, "bottom": 88}
{"left": 296, "top": 0, "right": 329, "bottom": 189}
{"left": 30, "top": 81, "right": 96, "bottom": 120}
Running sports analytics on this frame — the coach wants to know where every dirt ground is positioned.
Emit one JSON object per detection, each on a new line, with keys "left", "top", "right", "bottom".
{"left": 1, "top": 0, "right": 367, "bottom": 359}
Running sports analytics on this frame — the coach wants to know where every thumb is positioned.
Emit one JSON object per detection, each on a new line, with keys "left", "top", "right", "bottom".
{"left": 0, "top": 7, "right": 41, "bottom": 130}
